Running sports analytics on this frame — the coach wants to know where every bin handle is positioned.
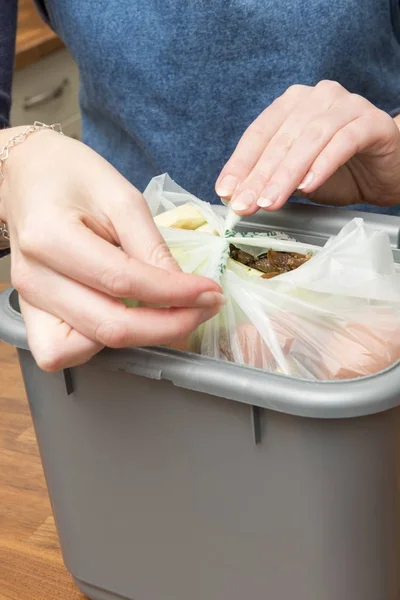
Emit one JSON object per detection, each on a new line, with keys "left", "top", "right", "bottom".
{"left": 0, "top": 287, "right": 29, "bottom": 350}
{"left": 4, "top": 286, "right": 400, "bottom": 419}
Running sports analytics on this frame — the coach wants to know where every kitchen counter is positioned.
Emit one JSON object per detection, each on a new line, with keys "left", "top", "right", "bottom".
{"left": 16, "top": 0, "right": 64, "bottom": 70}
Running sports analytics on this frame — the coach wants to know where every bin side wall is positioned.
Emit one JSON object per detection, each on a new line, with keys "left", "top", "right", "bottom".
{"left": 18, "top": 350, "right": 400, "bottom": 600}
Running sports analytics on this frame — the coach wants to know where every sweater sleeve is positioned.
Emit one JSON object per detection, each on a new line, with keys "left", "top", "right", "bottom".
{"left": 0, "top": 1, "right": 17, "bottom": 257}
{"left": 0, "top": 0, "right": 17, "bottom": 129}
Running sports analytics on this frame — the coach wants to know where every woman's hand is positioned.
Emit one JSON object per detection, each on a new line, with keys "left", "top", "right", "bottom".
{"left": 0, "top": 130, "right": 223, "bottom": 371}
{"left": 216, "top": 81, "right": 400, "bottom": 213}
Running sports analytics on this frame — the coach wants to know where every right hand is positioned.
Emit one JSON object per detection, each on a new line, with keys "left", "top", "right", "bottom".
{"left": 0, "top": 129, "right": 223, "bottom": 371}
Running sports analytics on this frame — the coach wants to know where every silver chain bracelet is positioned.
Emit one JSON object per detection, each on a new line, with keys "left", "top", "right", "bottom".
{"left": 0, "top": 221, "right": 9, "bottom": 242}
{"left": 0, "top": 121, "right": 63, "bottom": 245}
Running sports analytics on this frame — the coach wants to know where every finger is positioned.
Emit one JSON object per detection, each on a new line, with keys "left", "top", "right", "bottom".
{"left": 19, "top": 296, "right": 103, "bottom": 371}
{"left": 77, "top": 157, "right": 180, "bottom": 273}
{"left": 215, "top": 84, "right": 311, "bottom": 199}
{"left": 229, "top": 81, "right": 350, "bottom": 214}
{"left": 292, "top": 111, "right": 397, "bottom": 202}
{"left": 254, "top": 104, "right": 366, "bottom": 211}
{"left": 18, "top": 221, "right": 223, "bottom": 308}
{"left": 16, "top": 264, "right": 221, "bottom": 348}
{"left": 107, "top": 190, "right": 183, "bottom": 272}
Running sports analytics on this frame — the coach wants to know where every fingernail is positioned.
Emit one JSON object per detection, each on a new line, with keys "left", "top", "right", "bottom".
{"left": 195, "top": 291, "right": 226, "bottom": 308}
{"left": 257, "top": 184, "right": 280, "bottom": 208}
{"left": 298, "top": 172, "right": 314, "bottom": 190}
{"left": 216, "top": 175, "right": 238, "bottom": 198}
{"left": 230, "top": 189, "right": 256, "bottom": 212}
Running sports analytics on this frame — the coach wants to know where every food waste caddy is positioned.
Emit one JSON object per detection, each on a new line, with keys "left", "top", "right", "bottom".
{"left": 1, "top": 203, "right": 400, "bottom": 600}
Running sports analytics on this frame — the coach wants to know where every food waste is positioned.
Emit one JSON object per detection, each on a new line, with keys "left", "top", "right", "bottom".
{"left": 229, "top": 244, "right": 311, "bottom": 278}
{"left": 147, "top": 198, "right": 400, "bottom": 380}
{"left": 153, "top": 202, "right": 311, "bottom": 278}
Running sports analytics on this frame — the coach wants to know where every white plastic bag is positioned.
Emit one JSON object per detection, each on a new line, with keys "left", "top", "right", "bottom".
{"left": 143, "top": 174, "right": 400, "bottom": 380}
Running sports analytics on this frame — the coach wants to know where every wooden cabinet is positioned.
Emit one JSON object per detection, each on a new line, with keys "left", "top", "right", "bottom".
{"left": 12, "top": 0, "right": 81, "bottom": 139}
{"left": 11, "top": 48, "right": 81, "bottom": 139}
{"left": 0, "top": 255, "right": 11, "bottom": 283}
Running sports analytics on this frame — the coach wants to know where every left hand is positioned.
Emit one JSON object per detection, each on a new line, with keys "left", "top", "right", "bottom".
{"left": 216, "top": 80, "right": 400, "bottom": 214}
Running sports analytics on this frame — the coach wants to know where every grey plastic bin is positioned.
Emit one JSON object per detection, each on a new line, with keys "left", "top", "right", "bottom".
{"left": 1, "top": 203, "right": 400, "bottom": 600}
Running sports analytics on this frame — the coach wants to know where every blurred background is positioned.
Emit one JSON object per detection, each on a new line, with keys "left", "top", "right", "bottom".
{"left": 0, "top": 0, "right": 80, "bottom": 283}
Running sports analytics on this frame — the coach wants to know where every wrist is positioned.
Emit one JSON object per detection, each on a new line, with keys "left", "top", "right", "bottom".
{"left": 0, "top": 125, "right": 28, "bottom": 146}
{"left": 0, "top": 126, "right": 27, "bottom": 220}
{"left": 0, "top": 124, "right": 62, "bottom": 221}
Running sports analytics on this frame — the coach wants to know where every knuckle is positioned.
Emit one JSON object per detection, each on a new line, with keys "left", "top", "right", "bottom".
{"left": 349, "top": 93, "right": 369, "bottom": 109}
{"left": 374, "top": 109, "right": 396, "bottom": 134}
{"left": 224, "top": 156, "right": 252, "bottom": 176}
{"left": 279, "top": 85, "right": 308, "bottom": 110}
{"left": 97, "top": 266, "right": 134, "bottom": 297}
{"left": 245, "top": 122, "right": 267, "bottom": 141}
{"left": 17, "top": 229, "right": 39, "bottom": 257}
{"left": 272, "top": 131, "right": 293, "bottom": 152}
{"left": 247, "top": 127, "right": 265, "bottom": 141}
{"left": 316, "top": 79, "right": 344, "bottom": 94}
{"left": 243, "top": 169, "right": 270, "bottom": 190}
{"left": 285, "top": 84, "right": 308, "bottom": 98}
{"left": 147, "top": 239, "right": 175, "bottom": 267}
{"left": 34, "top": 346, "right": 65, "bottom": 372}
{"left": 112, "top": 189, "right": 144, "bottom": 211}
{"left": 312, "top": 153, "right": 329, "bottom": 176}
{"left": 11, "top": 267, "right": 33, "bottom": 297}
{"left": 18, "top": 221, "right": 60, "bottom": 259}
{"left": 94, "top": 319, "right": 130, "bottom": 347}
{"left": 304, "top": 124, "right": 324, "bottom": 144}
{"left": 340, "top": 127, "right": 360, "bottom": 151}
{"left": 275, "top": 162, "right": 297, "bottom": 183}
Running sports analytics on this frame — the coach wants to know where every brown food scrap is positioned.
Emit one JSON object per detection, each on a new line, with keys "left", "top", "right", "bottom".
{"left": 267, "top": 249, "right": 310, "bottom": 271}
{"left": 230, "top": 245, "right": 311, "bottom": 278}
{"left": 251, "top": 255, "right": 276, "bottom": 274}
{"left": 229, "top": 244, "right": 254, "bottom": 266}
{"left": 261, "top": 272, "right": 281, "bottom": 279}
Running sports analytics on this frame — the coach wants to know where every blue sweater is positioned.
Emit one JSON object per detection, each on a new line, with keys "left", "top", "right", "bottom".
{"left": 1, "top": 0, "right": 400, "bottom": 217}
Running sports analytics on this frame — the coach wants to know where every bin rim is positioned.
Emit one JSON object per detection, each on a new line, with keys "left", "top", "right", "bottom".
{"left": 2, "top": 285, "right": 400, "bottom": 420}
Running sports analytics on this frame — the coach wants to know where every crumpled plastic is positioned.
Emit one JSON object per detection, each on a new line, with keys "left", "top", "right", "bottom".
{"left": 142, "top": 173, "right": 400, "bottom": 380}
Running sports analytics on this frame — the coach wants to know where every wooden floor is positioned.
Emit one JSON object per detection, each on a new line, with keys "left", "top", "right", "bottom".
{"left": 0, "top": 284, "right": 85, "bottom": 599}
